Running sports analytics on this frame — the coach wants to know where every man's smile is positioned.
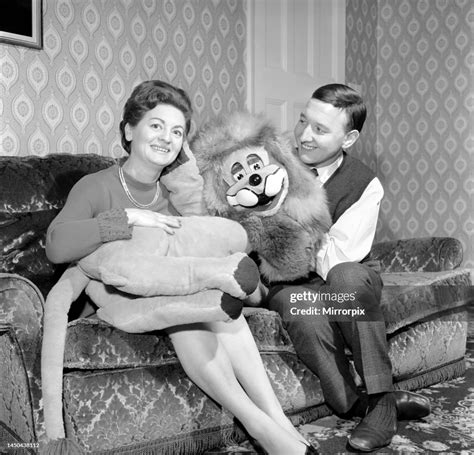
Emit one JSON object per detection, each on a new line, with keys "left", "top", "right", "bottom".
{"left": 300, "top": 143, "right": 317, "bottom": 151}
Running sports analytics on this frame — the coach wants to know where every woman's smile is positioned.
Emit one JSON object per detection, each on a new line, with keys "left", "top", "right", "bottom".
{"left": 150, "top": 144, "right": 171, "bottom": 153}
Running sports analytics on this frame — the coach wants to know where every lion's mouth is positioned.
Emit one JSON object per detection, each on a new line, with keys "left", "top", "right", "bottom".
{"left": 226, "top": 184, "right": 287, "bottom": 216}
{"left": 226, "top": 167, "right": 289, "bottom": 216}
{"left": 257, "top": 193, "right": 274, "bottom": 206}
{"left": 252, "top": 188, "right": 287, "bottom": 215}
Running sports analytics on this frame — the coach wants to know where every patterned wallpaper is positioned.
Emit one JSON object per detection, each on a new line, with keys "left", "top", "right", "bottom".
{"left": 345, "top": 0, "right": 379, "bottom": 173}
{"left": 1, "top": 0, "right": 472, "bottom": 268}
{"left": 0, "top": 0, "right": 246, "bottom": 158}
{"left": 346, "top": 0, "right": 473, "bottom": 269}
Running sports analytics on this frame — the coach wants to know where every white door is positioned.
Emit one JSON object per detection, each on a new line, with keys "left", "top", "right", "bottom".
{"left": 247, "top": 0, "right": 346, "bottom": 133}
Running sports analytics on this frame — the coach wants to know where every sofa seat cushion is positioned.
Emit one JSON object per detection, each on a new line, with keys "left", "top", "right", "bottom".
{"left": 63, "top": 353, "right": 324, "bottom": 452}
{"left": 64, "top": 308, "right": 296, "bottom": 370}
{"left": 380, "top": 269, "right": 471, "bottom": 334}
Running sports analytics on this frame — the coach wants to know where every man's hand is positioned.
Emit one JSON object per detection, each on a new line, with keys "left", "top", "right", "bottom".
{"left": 125, "top": 209, "right": 182, "bottom": 234}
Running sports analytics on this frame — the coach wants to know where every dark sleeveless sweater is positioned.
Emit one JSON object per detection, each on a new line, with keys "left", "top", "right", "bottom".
{"left": 323, "top": 152, "right": 376, "bottom": 224}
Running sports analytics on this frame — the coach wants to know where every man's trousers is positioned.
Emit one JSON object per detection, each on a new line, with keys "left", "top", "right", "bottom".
{"left": 267, "top": 262, "right": 393, "bottom": 414}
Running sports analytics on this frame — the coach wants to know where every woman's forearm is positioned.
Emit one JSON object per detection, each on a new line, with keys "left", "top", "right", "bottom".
{"left": 46, "top": 209, "right": 132, "bottom": 264}
{"left": 45, "top": 218, "right": 103, "bottom": 264}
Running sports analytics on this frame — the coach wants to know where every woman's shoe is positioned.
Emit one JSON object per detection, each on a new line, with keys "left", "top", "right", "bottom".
{"left": 304, "top": 442, "right": 319, "bottom": 454}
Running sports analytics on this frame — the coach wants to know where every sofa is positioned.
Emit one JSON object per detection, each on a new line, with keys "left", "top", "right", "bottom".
{"left": 0, "top": 154, "right": 471, "bottom": 454}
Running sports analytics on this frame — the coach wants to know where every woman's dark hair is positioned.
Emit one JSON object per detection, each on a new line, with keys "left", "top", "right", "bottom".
{"left": 120, "top": 80, "right": 193, "bottom": 154}
{"left": 311, "top": 83, "right": 366, "bottom": 133}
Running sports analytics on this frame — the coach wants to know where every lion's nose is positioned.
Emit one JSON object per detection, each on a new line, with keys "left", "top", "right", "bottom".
{"left": 248, "top": 174, "right": 262, "bottom": 186}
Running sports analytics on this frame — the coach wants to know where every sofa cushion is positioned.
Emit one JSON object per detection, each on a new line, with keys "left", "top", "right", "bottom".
{"left": 63, "top": 311, "right": 325, "bottom": 453}
{"left": 64, "top": 308, "right": 295, "bottom": 370}
{"left": 388, "top": 311, "right": 467, "bottom": 380}
{"left": 381, "top": 269, "right": 471, "bottom": 333}
{"left": 0, "top": 154, "right": 116, "bottom": 211}
{"left": 63, "top": 353, "right": 324, "bottom": 453}
{"left": 1, "top": 211, "right": 59, "bottom": 294}
{"left": 0, "top": 154, "right": 116, "bottom": 295}
{"left": 371, "top": 237, "right": 464, "bottom": 272}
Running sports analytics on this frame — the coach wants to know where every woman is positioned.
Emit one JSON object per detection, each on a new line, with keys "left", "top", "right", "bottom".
{"left": 46, "top": 80, "right": 316, "bottom": 454}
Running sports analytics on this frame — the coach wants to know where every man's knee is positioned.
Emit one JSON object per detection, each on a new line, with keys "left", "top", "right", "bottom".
{"left": 327, "top": 262, "right": 382, "bottom": 295}
{"left": 327, "top": 262, "right": 368, "bottom": 284}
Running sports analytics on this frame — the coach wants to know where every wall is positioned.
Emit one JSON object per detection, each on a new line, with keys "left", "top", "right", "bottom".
{"left": 345, "top": 0, "right": 379, "bottom": 173}
{"left": 346, "top": 0, "right": 473, "bottom": 268}
{"left": 0, "top": 0, "right": 246, "bottom": 158}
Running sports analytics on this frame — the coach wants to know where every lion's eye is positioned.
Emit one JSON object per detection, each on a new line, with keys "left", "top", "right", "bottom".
{"left": 251, "top": 163, "right": 261, "bottom": 171}
{"left": 234, "top": 171, "right": 245, "bottom": 181}
{"left": 247, "top": 154, "right": 264, "bottom": 172}
{"left": 231, "top": 162, "right": 246, "bottom": 182}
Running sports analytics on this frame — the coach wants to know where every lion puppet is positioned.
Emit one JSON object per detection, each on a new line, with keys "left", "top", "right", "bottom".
{"left": 192, "top": 111, "right": 331, "bottom": 283}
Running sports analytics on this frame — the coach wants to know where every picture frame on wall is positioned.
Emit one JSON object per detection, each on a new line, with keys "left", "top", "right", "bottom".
{"left": 0, "top": 0, "right": 43, "bottom": 49}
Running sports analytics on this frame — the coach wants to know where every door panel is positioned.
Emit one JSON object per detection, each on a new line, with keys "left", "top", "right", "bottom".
{"left": 247, "top": 0, "right": 346, "bottom": 133}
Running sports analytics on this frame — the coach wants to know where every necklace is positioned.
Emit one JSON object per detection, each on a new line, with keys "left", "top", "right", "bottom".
{"left": 118, "top": 166, "right": 160, "bottom": 209}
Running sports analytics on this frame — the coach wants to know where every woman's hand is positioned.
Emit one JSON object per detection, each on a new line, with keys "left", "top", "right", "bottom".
{"left": 125, "top": 208, "right": 182, "bottom": 234}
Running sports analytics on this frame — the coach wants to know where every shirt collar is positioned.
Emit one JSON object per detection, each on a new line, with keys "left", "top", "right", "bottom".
{"left": 311, "top": 154, "right": 344, "bottom": 184}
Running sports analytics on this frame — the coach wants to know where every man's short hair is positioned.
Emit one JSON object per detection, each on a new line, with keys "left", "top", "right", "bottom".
{"left": 312, "top": 84, "right": 367, "bottom": 133}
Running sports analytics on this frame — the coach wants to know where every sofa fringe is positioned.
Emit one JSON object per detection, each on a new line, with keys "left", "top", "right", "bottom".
{"left": 221, "top": 423, "right": 247, "bottom": 446}
{"left": 92, "top": 425, "right": 243, "bottom": 455}
{"left": 393, "top": 358, "right": 466, "bottom": 391}
{"left": 40, "top": 438, "right": 84, "bottom": 455}
{"left": 89, "top": 408, "right": 331, "bottom": 455}
{"left": 288, "top": 404, "right": 333, "bottom": 426}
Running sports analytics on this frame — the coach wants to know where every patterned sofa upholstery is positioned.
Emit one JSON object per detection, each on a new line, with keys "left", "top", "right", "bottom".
{"left": 0, "top": 154, "right": 472, "bottom": 454}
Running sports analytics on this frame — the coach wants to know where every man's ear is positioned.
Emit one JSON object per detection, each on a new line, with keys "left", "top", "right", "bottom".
{"left": 124, "top": 123, "right": 133, "bottom": 142}
{"left": 342, "top": 130, "right": 359, "bottom": 149}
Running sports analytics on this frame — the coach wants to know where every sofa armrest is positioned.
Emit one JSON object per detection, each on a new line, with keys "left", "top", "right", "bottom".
{"left": 0, "top": 326, "right": 38, "bottom": 443}
{"left": 0, "top": 273, "right": 44, "bottom": 441}
{"left": 0, "top": 273, "right": 44, "bottom": 356}
{"left": 370, "top": 237, "right": 463, "bottom": 272}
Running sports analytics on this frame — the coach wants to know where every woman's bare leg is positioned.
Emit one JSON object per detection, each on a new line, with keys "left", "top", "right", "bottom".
{"left": 167, "top": 322, "right": 307, "bottom": 455}
{"left": 209, "top": 315, "right": 308, "bottom": 444}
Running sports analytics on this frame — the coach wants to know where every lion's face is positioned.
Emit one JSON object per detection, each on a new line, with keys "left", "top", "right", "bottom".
{"left": 222, "top": 146, "right": 289, "bottom": 217}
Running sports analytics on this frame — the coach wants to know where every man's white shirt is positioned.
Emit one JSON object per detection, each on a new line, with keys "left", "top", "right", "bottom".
{"left": 312, "top": 155, "right": 384, "bottom": 280}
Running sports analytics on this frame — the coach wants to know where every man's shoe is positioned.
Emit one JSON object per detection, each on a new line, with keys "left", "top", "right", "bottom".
{"left": 348, "top": 420, "right": 397, "bottom": 452}
{"left": 393, "top": 390, "right": 431, "bottom": 420}
{"left": 348, "top": 392, "right": 397, "bottom": 452}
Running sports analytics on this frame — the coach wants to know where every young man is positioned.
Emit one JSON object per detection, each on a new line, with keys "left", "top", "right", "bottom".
{"left": 267, "top": 84, "right": 430, "bottom": 452}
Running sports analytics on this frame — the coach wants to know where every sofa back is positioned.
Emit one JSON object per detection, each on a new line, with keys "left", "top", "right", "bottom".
{"left": 0, "top": 154, "right": 117, "bottom": 295}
